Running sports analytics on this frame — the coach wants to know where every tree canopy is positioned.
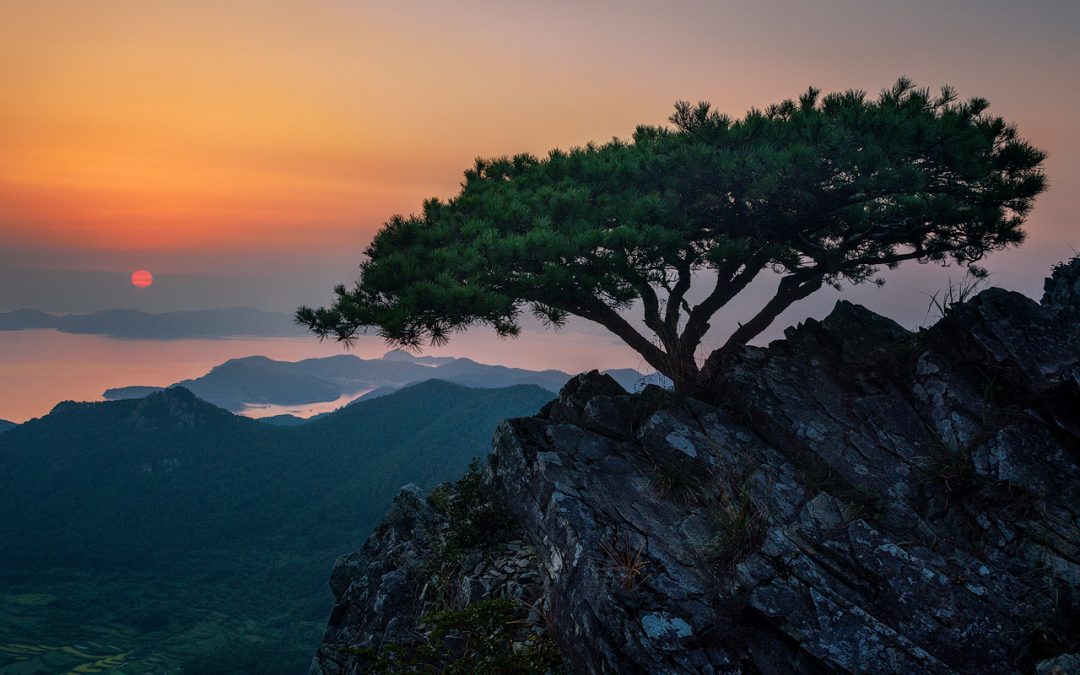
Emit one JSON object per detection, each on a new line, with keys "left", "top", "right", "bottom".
{"left": 298, "top": 79, "right": 1046, "bottom": 393}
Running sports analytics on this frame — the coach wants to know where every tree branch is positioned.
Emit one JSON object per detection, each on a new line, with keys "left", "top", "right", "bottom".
{"left": 679, "top": 254, "right": 768, "bottom": 354}
{"left": 622, "top": 268, "right": 682, "bottom": 358}
{"left": 721, "top": 272, "right": 823, "bottom": 349}
{"left": 664, "top": 258, "right": 693, "bottom": 333}
{"left": 567, "top": 298, "right": 672, "bottom": 377}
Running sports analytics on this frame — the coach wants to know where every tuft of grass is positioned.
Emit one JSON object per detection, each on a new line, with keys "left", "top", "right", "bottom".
{"left": 929, "top": 445, "right": 978, "bottom": 507}
{"left": 599, "top": 536, "right": 652, "bottom": 593}
{"left": 923, "top": 271, "right": 989, "bottom": 323}
{"left": 705, "top": 480, "right": 768, "bottom": 566}
{"left": 654, "top": 463, "right": 706, "bottom": 506}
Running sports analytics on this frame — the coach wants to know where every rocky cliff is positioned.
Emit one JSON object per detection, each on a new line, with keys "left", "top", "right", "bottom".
{"left": 312, "top": 258, "right": 1079, "bottom": 674}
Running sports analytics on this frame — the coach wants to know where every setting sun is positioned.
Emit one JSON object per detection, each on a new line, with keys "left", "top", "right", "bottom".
{"left": 130, "top": 269, "right": 153, "bottom": 288}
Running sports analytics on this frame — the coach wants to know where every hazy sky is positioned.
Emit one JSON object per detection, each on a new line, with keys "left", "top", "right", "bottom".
{"left": 2, "top": 0, "right": 1077, "bottom": 338}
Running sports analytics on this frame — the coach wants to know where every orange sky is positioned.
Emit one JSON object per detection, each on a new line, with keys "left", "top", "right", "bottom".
{"left": 1, "top": 1, "right": 667, "bottom": 253}
{"left": 1, "top": 0, "right": 1078, "bottom": 421}
{"left": 1, "top": 0, "right": 1077, "bottom": 304}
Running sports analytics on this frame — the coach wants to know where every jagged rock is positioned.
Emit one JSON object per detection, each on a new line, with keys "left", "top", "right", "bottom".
{"left": 1037, "top": 653, "right": 1080, "bottom": 675}
{"left": 542, "top": 370, "right": 635, "bottom": 440}
{"left": 312, "top": 475, "right": 556, "bottom": 674}
{"left": 314, "top": 483, "right": 437, "bottom": 671}
{"left": 314, "top": 272, "right": 1080, "bottom": 674}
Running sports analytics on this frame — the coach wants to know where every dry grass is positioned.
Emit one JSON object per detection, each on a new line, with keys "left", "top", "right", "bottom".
{"left": 600, "top": 537, "right": 652, "bottom": 593}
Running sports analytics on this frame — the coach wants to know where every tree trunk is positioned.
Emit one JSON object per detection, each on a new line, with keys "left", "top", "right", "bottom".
{"left": 662, "top": 346, "right": 702, "bottom": 398}
{"left": 694, "top": 346, "right": 735, "bottom": 396}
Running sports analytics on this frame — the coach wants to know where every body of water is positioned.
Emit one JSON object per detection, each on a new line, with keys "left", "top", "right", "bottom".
{"left": 238, "top": 391, "right": 376, "bottom": 419}
{"left": 0, "top": 328, "right": 643, "bottom": 423}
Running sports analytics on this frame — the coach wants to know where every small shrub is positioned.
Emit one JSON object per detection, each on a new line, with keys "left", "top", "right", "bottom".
{"left": 1013, "top": 616, "right": 1080, "bottom": 670}
{"left": 353, "top": 463, "right": 562, "bottom": 672}
{"left": 429, "top": 459, "right": 519, "bottom": 565}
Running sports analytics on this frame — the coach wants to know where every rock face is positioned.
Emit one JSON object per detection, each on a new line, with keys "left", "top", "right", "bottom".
{"left": 312, "top": 469, "right": 561, "bottom": 674}
{"left": 313, "top": 261, "right": 1080, "bottom": 674}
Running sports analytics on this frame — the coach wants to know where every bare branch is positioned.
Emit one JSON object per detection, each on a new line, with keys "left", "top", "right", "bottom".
{"left": 568, "top": 298, "right": 671, "bottom": 376}
{"left": 663, "top": 258, "right": 693, "bottom": 333}
{"left": 679, "top": 254, "right": 769, "bottom": 354}
{"left": 721, "top": 272, "right": 824, "bottom": 349}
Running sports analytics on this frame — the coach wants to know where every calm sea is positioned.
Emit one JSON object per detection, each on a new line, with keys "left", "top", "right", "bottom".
{"left": 0, "top": 329, "right": 641, "bottom": 423}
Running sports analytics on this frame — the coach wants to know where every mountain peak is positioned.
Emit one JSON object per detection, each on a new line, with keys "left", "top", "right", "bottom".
{"left": 155, "top": 385, "right": 199, "bottom": 401}
{"left": 124, "top": 386, "right": 227, "bottom": 430}
{"left": 381, "top": 349, "right": 418, "bottom": 361}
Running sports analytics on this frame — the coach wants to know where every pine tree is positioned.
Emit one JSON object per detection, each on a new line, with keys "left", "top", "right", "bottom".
{"left": 298, "top": 79, "right": 1046, "bottom": 394}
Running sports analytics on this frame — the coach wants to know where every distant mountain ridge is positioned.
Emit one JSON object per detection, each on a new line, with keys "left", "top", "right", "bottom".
{"left": 103, "top": 349, "right": 666, "bottom": 414}
{"left": 0, "top": 419, "right": 15, "bottom": 433}
{"left": 0, "top": 308, "right": 58, "bottom": 330}
{"left": 0, "top": 306, "right": 305, "bottom": 339}
{"left": 2, "top": 380, "right": 553, "bottom": 563}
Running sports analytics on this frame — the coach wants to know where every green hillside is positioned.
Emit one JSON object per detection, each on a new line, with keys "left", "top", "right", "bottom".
{"left": 0, "top": 380, "right": 553, "bottom": 673}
